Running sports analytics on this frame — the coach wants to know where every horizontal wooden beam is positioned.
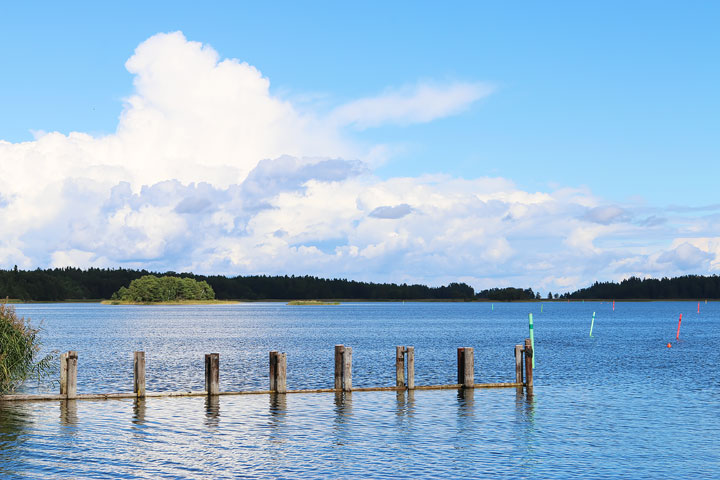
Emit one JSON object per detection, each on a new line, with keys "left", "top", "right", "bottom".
{"left": 0, "top": 382, "right": 523, "bottom": 403}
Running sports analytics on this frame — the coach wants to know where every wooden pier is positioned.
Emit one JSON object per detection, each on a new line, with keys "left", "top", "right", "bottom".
{"left": 0, "top": 340, "right": 534, "bottom": 402}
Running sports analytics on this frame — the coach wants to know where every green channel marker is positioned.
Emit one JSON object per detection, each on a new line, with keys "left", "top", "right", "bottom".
{"left": 529, "top": 313, "right": 535, "bottom": 368}
{"left": 492, "top": 303, "right": 494, "bottom": 311}
{"left": 541, "top": 303, "right": 543, "bottom": 313}
{"left": 589, "top": 311, "right": 595, "bottom": 337}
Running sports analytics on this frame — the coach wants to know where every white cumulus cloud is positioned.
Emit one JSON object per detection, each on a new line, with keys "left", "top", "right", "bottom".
{"left": 0, "top": 31, "right": 717, "bottom": 293}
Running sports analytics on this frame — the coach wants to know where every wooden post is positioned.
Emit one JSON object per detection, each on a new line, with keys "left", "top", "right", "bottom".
{"left": 395, "top": 346, "right": 405, "bottom": 388}
{"left": 342, "top": 346, "right": 352, "bottom": 392}
{"left": 66, "top": 351, "right": 78, "bottom": 399}
{"left": 269, "top": 351, "right": 278, "bottom": 391}
{"left": 134, "top": 351, "right": 146, "bottom": 398}
{"left": 276, "top": 353, "right": 287, "bottom": 394}
{"left": 205, "top": 353, "right": 219, "bottom": 395}
{"left": 59, "top": 352, "right": 68, "bottom": 395}
{"left": 334, "top": 345, "right": 344, "bottom": 390}
{"left": 514, "top": 344, "right": 524, "bottom": 384}
{"left": 457, "top": 347, "right": 465, "bottom": 384}
{"left": 463, "top": 347, "right": 474, "bottom": 388}
{"left": 406, "top": 346, "right": 415, "bottom": 390}
{"left": 524, "top": 338, "right": 533, "bottom": 389}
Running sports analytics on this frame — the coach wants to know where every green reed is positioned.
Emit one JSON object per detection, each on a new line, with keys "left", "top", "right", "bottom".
{"left": 0, "top": 301, "right": 56, "bottom": 393}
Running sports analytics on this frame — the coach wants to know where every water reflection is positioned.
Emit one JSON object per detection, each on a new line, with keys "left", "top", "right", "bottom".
{"left": 268, "top": 393, "right": 287, "bottom": 426}
{"left": 515, "top": 387, "right": 538, "bottom": 474}
{"left": 0, "top": 404, "right": 32, "bottom": 478}
{"left": 457, "top": 387, "right": 475, "bottom": 417}
{"left": 0, "top": 404, "right": 31, "bottom": 449}
{"left": 132, "top": 398, "right": 146, "bottom": 425}
{"left": 205, "top": 395, "right": 220, "bottom": 428}
{"left": 59, "top": 400, "right": 78, "bottom": 429}
{"left": 332, "top": 392, "right": 352, "bottom": 446}
{"left": 395, "top": 390, "right": 416, "bottom": 418}
{"left": 131, "top": 398, "right": 148, "bottom": 441}
{"left": 394, "top": 389, "right": 416, "bottom": 439}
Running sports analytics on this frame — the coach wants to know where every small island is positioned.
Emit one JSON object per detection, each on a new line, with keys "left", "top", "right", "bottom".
{"left": 103, "top": 275, "right": 234, "bottom": 305}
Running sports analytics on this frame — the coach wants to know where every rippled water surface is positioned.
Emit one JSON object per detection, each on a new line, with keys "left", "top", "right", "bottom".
{"left": 1, "top": 301, "right": 718, "bottom": 478}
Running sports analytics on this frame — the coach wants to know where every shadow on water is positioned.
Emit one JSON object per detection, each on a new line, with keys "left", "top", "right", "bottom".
{"left": 205, "top": 395, "right": 220, "bottom": 428}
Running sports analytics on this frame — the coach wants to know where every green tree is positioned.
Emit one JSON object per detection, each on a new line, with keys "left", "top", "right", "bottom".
{"left": 111, "top": 275, "right": 215, "bottom": 302}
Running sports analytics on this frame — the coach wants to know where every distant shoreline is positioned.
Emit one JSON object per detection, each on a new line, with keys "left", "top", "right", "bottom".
{"left": 3, "top": 298, "right": 715, "bottom": 304}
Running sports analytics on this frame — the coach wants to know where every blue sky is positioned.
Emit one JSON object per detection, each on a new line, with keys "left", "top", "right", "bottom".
{"left": 0, "top": 2, "right": 718, "bottom": 292}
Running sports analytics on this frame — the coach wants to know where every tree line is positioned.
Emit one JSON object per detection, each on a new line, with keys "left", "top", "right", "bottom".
{"left": 0, "top": 267, "right": 476, "bottom": 301}
{"left": 2, "top": 267, "right": 719, "bottom": 301}
{"left": 566, "top": 275, "right": 720, "bottom": 300}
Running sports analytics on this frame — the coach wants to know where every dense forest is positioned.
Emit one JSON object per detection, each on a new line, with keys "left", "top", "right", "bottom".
{"left": 0, "top": 267, "right": 476, "bottom": 301}
{"left": 475, "top": 287, "right": 537, "bottom": 301}
{"left": 566, "top": 275, "right": 720, "bottom": 300}
{"left": 1, "top": 267, "right": 719, "bottom": 302}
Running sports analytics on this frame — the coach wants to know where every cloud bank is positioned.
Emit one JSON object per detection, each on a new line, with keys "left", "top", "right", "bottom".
{"left": 1, "top": 31, "right": 718, "bottom": 293}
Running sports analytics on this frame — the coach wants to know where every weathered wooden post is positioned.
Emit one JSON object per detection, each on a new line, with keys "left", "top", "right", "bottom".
{"left": 276, "top": 353, "right": 287, "bottom": 394}
{"left": 269, "top": 351, "right": 278, "bottom": 391}
{"left": 334, "top": 345, "right": 344, "bottom": 390}
{"left": 406, "top": 346, "right": 415, "bottom": 390}
{"left": 514, "top": 344, "right": 524, "bottom": 384}
{"left": 457, "top": 347, "right": 465, "bottom": 385}
{"left": 66, "top": 351, "right": 78, "bottom": 399}
{"left": 342, "top": 347, "right": 352, "bottom": 392}
{"left": 524, "top": 338, "right": 533, "bottom": 389}
{"left": 463, "top": 347, "right": 474, "bottom": 388}
{"left": 395, "top": 346, "right": 405, "bottom": 388}
{"left": 134, "top": 351, "right": 146, "bottom": 398}
{"left": 205, "top": 353, "right": 219, "bottom": 395}
{"left": 59, "top": 352, "right": 68, "bottom": 395}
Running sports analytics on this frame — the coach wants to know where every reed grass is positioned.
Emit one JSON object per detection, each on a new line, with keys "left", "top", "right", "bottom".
{"left": 287, "top": 300, "right": 340, "bottom": 305}
{"left": 0, "top": 300, "right": 56, "bottom": 393}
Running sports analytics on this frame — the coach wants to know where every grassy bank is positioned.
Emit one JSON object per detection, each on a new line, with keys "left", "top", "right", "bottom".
{"left": 287, "top": 300, "right": 341, "bottom": 305}
{"left": 101, "top": 300, "right": 240, "bottom": 306}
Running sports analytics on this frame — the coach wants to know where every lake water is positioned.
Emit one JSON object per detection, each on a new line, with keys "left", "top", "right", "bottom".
{"left": 1, "top": 301, "right": 718, "bottom": 478}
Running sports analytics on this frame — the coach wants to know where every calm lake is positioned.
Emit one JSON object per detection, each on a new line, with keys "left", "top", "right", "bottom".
{"left": 1, "top": 301, "right": 718, "bottom": 478}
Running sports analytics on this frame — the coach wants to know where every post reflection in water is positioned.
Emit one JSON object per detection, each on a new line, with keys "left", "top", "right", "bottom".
{"left": 131, "top": 398, "right": 148, "bottom": 441}
{"left": 394, "top": 390, "right": 416, "bottom": 419}
{"left": 205, "top": 395, "right": 220, "bottom": 428}
{"left": 332, "top": 391, "right": 352, "bottom": 446}
{"left": 515, "top": 386, "right": 538, "bottom": 473}
{"left": 59, "top": 400, "right": 78, "bottom": 429}
{"left": 268, "top": 393, "right": 287, "bottom": 427}
{"left": 132, "top": 398, "right": 146, "bottom": 425}
{"left": 456, "top": 387, "right": 475, "bottom": 417}
{"left": 394, "top": 389, "right": 416, "bottom": 440}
